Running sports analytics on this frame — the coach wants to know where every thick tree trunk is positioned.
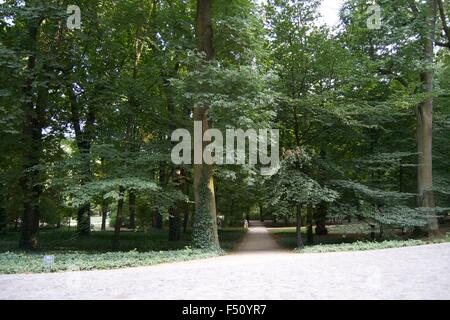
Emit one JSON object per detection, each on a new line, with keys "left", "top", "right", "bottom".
{"left": 192, "top": 0, "right": 219, "bottom": 249}
{"left": 315, "top": 203, "right": 328, "bottom": 235}
{"left": 296, "top": 205, "right": 304, "bottom": 249}
{"left": 128, "top": 190, "right": 136, "bottom": 229}
{"left": 113, "top": 187, "right": 125, "bottom": 250}
{"left": 417, "top": 0, "right": 439, "bottom": 234}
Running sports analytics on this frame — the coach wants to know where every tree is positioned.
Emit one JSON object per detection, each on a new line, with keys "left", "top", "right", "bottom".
{"left": 270, "top": 149, "right": 339, "bottom": 248}
{"left": 415, "top": 0, "right": 439, "bottom": 233}
{"left": 191, "top": 0, "right": 220, "bottom": 249}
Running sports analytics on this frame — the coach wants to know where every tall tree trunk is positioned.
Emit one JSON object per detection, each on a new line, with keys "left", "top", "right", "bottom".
{"left": 128, "top": 190, "right": 136, "bottom": 229}
{"left": 315, "top": 203, "right": 328, "bottom": 235}
{"left": 296, "top": 205, "right": 304, "bottom": 249}
{"left": 152, "top": 209, "right": 163, "bottom": 229}
{"left": 19, "top": 15, "right": 45, "bottom": 250}
{"left": 183, "top": 205, "right": 190, "bottom": 233}
{"left": 164, "top": 62, "right": 183, "bottom": 241}
{"left": 417, "top": 0, "right": 439, "bottom": 234}
{"left": 76, "top": 204, "right": 91, "bottom": 235}
{"left": 169, "top": 169, "right": 186, "bottom": 240}
{"left": 124, "top": 28, "right": 142, "bottom": 233}
{"left": 101, "top": 198, "right": 108, "bottom": 231}
{"left": 153, "top": 164, "right": 167, "bottom": 230}
{"left": 183, "top": 182, "right": 190, "bottom": 233}
{"left": 168, "top": 206, "right": 181, "bottom": 241}
{"left": 153, "top": 167, "right": 163, "bottom": 228}
{"left": 306, "top": 205, "right": 314, "bottom": 245}
{"left": 113, "top": 187, "right": 125, "bottom": 250}
{"left": 168, "top": 171, "right": 181, "bottom": 241}
{"left": 68, "top": 85, "right": 95, "bottom": 236}
{"left": 259, "top": 203, "right": 264, "bottom": 222}
{"left": 0, "top": 205, "right": 6, "bottom": 232}
{"left": 192, "top": 0, "right": 219, "bottom": 249}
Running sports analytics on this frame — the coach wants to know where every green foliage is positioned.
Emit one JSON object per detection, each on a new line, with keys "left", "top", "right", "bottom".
{"left": 192, "top": 175, "right": 220, "bottom": 250}
{"left": 0, "top": 227, "right": 246, "bottom": 274}
{"left": 268, "top": 148, "right": 339, "bottom": 220}
{"left": 295, "top": 237, "right": 450, "bottom": 254}
{"left": 1, "top": 0, "right": 450, "bottom": 253}
{"left": 271, "top": 226, "right": 450, "bottom": 253}
{"left": 0, "top": 249, "right": 220, "bottom": 274}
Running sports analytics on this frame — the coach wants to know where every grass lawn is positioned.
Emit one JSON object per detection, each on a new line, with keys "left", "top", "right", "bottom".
{"left": 0, "top": 227, "right": 246, "bottom": 274}
{"left": 269, "top": 223, "right": 450, "bottom": 254}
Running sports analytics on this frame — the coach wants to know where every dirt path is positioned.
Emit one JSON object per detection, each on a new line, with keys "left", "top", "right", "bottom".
{"left": 233, "top": 221, "right": 287, "bottom": 254}
{"left": 1, "top": 223, "right": 450, "bottom": 300}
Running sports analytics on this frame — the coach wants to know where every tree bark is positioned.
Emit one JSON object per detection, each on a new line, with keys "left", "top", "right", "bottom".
{"left": 164, "top": 61, "right": 183, "bottom": 241}
{"left": 152, "top": 208, "right": 163, "bottom": 229}
{"left": 183, "top": 182, "right": 190, "bottom": 233}
{"left": 168, "top": 206, "right": 181, "bottom": 241}
{"left": 0, "top": 206, "right": 6, "bottom": 232}
{"left": 192, "top": 0, "right": 219, "bottom": 249}
{"left": 128, "top": 190, "right": 136, "bottom": 229}
{"left": 101, "top": 198, "right": 108, "bottom": 231}
{"left": 68, "top": 85, "right": 95, "bottom": 236}
{"left": 19, "top": 14, "right": 45, "bottom": 250}
{"left": 306, "top": 205, "right": 314, "bottom": 245}
{"left": 169, "top": 170, "right": 182, "bottom": 241}
{"left": 113, "top": 187, "right": 125, "bottom": 250}
{"left": 183, "top": 204, "right": 190, "bottom": 233}
{"left": 315, "top": 203, "right": 328, "bottom": 235}
{"left": 296, "top": 205, "right": 304, "bottom": 249}
{"left": 417, "top": 0, "right": 439, "bottom": 234}
{"left": 259, "top": 203, "right": 264, "bottom": 222}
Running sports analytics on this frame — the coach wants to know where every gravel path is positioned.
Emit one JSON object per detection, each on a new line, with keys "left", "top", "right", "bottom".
{"left": 1, "top": 222, "right": 450, "bottom": 300}
{"left": 233, "top": 221, "right": 287, "bottom": 254}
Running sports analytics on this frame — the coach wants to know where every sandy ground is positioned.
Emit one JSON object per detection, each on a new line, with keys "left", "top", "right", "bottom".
{"left": 1, "top": 221, "right": 449, "bottom": 300}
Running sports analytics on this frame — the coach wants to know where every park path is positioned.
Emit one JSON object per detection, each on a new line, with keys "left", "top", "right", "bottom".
{"left": 1, "top": 222, "right": 450, "bottom": 300}
{"left": 233, "top": 220, "right": 287, "bottom": 254}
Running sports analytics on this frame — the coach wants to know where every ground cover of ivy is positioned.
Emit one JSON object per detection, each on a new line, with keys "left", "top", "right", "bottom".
{"left": 0, "top": 228, "right": 246, "bottom": 274}
{"left": 270, "top": 224, "right": 450, "bottom": 254}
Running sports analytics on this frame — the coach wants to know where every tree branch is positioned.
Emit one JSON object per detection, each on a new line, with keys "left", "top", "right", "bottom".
{"left": 436, "top": 0, "right": 450, "bottom": 47}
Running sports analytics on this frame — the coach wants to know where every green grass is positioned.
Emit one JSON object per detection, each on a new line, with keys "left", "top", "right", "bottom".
{"left": 269, "top": 225, "right": 450, "bottom": 254}
{"left": 0, "top": 227, "right": 247, "bottom": 274}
